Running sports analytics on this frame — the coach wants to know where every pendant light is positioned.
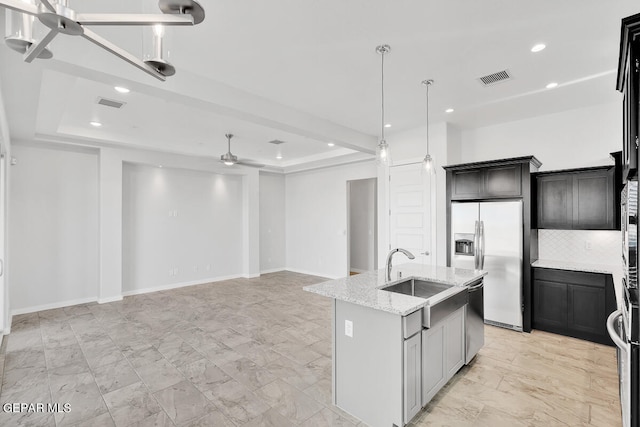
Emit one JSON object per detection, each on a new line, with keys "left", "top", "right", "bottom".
{"left": 376, "top": 44, "right": 391, "bottom": 166}
{"left": 421, "top": 79, "right": 434, "bottom": 173}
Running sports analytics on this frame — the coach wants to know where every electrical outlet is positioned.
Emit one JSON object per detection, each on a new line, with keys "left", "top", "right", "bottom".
{"left": 345, "top": 320, "right": 353, "bottom": 338}
{"left": 585, "top": 241, "right": 593, "bottom": 250}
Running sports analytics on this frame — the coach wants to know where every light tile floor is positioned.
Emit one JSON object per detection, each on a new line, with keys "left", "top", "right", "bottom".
{"left": 0, "top": 271, "right": 622, "bottom": 426}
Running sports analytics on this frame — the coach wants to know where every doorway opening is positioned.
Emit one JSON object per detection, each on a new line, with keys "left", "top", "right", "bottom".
{"left": 347, "top": 178, "right": 378, "bottom": 276}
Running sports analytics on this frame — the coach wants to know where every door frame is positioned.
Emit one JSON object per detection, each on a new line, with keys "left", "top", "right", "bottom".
{"left": 346, "top": 178, "right": 378, "bottom": 276}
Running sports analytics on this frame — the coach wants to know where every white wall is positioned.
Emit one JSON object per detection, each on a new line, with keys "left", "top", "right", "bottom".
{"left": 259, "top": 172, "right": 286, "bottom": 273}
{"left": 384, "top": 122, "right": 450, "bottom": 266}
{"left": 349, "top": 178, "right": 376, "bottom": 272}
{"left": 122, "top": 163, "right": 244, "bottom": 294}
{"left": 9, "top": 143, "right": 99, "bottom": 313}
{"left": 460, "top": 102, "right": 620, "bottom": 170}
{"left": 286, "top": 161, "right": 377, "bottom": 278}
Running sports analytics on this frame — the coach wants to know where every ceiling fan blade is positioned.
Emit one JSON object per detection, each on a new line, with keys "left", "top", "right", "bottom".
{"left": 81, "top": 28, "right": 166, "bottom": 81}
{"left": 237, "top": 160, "right": 266, "bottom": 168}
{"left": 38, "top": 0, "right": 56, "bottom": 13}
{"left": 76, "top": 13, "right": 194, "bottom": 26}
{"left": 0, "top": 0, "right": 38, "bottom": 15}
{"left": 23, "top": 28, "right": 58, "bottom": 63}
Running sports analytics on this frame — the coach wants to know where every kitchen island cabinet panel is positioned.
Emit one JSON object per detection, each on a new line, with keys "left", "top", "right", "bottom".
{"left": 445, "top": 307, "right": 465, "bottom": 378}
{"left": 421, "top": 322, "right": 445, "bottom": 406}
{"left": 404, "top": 333, "right": 422, "bottom": 422}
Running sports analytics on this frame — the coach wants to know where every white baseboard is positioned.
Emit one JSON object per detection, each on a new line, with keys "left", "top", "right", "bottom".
{"left": 121, "top": 274, "right": 243, "bottom": 297}
{"left": 259, "top": 268, "right": 286, "bottom": 274}
{"left": 242, "top": 273, "right": 261, "bottom": 279}
{"left": 11, "top": 296, "right": 97, "bottom": 316}
{"left": 97, "top": 295, "right": 123, "bottom": 304}
{"left": 349, "top": 268, "right": 367, "bottom": 274}
{"left": 285, "top": 267, "right": 338, "bottom": 280}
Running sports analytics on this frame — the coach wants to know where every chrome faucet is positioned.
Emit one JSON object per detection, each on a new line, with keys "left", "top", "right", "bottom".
{"left": 386, "top": 248, "right": 415, "bottom": 282}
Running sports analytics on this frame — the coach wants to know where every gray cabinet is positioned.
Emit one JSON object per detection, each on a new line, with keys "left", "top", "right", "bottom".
{"left": 532, "top": 268, "right": 616, "bottom": 345}
{"left": 403, "top": 333, "right": 422, "bottom": 422}
{"left": 421, "top": 306, "right": 465, "bottom": 407}
{"left": 445, "top": 307, "right": 465, "bottom": 378}
{"left": 535, "top": 167, "right": 616, "bottom": 230}
{"left": 421, "top": 322, "right": 445, "bottom": 405}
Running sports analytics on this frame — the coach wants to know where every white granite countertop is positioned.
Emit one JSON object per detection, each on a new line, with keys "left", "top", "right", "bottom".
{"left": 303, "top": 263, "right": 487, "bottom": 316}
{"left": 532, "top": 259, "right": 624, "bottom": 308}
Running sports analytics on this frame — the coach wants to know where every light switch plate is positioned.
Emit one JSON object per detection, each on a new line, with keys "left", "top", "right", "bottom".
{"left": 345, "top": 320, "right": 353, "bottom": 338}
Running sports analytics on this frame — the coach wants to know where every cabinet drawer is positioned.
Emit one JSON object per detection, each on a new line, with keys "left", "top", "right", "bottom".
{"left": 403, "top": 310, "right": 422, "bottom": 339}
{"left": 533, "top": 268, "right": 605, "bottom": 288}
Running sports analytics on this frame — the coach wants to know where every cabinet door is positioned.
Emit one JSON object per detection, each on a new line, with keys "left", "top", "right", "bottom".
{"left": 533, "top": 279, "right": 567, "bottom": 330}
{"left": 451, "top": 169, "right": 483, "bottom": 200}
{"left": 484, "top": 164, "right": 522, "bottom": 197}
{"left": 572, "top": 169, "right": 614, "bottom": 229}
{"left": 568, "top": 284, "right": 606, "bottom": 336}
{"left": 536, "top": 174, "right": 572, "bottom": 229}
{"left": 444, "top": 307, "right": 465, "bottom": 379}
{"left": 403, "top": 333, "right": 422, "bottom": 423}
{"left": 421, "top": 324, "right": 445, "bottom": 406}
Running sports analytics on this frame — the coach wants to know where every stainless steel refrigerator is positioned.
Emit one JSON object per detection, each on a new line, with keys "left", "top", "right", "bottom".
{"left": 450, "top": 201, "right": 523, "bottom": 330}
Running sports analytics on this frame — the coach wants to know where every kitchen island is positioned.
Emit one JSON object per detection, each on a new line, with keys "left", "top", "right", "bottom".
{"left": 304, "top": 263, "right": 487, "bottom": 427}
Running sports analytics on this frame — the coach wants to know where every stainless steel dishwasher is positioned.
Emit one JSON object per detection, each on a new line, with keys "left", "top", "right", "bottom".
{"left": 466, "top": 279, "right": 484, "bottom": 363}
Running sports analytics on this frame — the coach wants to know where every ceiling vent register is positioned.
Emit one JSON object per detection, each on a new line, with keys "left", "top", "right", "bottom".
{"left": 478, "top": 70, "right": 512, "bottom": 86}
{"left": 268, "top": 139, "right": 286, "bottom": 145}
{"left": 97, "top": 97, "right": 126, "bottom": 109}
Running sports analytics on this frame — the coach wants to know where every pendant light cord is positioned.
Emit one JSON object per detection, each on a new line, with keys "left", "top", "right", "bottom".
{"left": 426, "top": 82, "right": 430, "bottom": 155}
{"left": 381, "top": 50, "right": 385, "bottom": 141}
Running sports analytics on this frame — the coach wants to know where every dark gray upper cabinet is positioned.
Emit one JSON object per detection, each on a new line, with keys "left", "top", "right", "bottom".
{"left": 535, "top": 166, "right": 616, "bottom": 230}
{"left": 617, "top": 14, "right": 640, "bottom": 183}
{"left": 447, "top": 158, "right": 534, "bottom": 200}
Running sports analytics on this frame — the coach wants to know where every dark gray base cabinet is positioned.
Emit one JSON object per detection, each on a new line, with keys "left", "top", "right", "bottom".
{"left": 532, "top": 268, "right": 616, "bottom": 345}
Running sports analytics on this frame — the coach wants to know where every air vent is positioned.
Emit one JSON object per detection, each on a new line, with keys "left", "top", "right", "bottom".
{"left": 478, "top": 70, "right": 512, "bottom": 86}
{"left": 96, "top": 97, "right": 126, "bottom": 109}
{"left": 268, "top": 139, "right": 285, "bottom": 145}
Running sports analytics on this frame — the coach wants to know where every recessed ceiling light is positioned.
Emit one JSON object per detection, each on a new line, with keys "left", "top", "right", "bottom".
{"left": 328, "top": 142, "right": 335, "bottom": 147}
{"left": 276, "top": 154, "right": 283, "bottom": 160}
{"left": 445, "top": 108, "right": 454, "bottom": 113}
{"left": 90, "top": 121, "right": 102, "bottom": 127}
{"left": 384, "top": 123, "right": 392, "bottom": 128}
{"left": 158, "top": 165, "right": 163, "bottom": 168}
{"left": 531, "top": 43, "right": 546, "bottom": 53}
{"left": 546, "top": 82, "right": 558, "bottom": 89}
{"left": 114, "top": 86, "right": 130, "bottom": 94}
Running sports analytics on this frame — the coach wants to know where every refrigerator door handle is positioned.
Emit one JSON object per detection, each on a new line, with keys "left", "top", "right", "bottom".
{"left": 478, "top": 221, "right": 485, "bottom": 270}
{"left": 473, "top": 221, "right": 480, "bottom": 269}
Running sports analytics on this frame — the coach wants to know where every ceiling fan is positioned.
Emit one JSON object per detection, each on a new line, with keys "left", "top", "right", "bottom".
{"left": 220, "top": 134, "right": 265, "bottom": 168}
{"left": 0, "top": 0, "right": 205, "bottom": 81}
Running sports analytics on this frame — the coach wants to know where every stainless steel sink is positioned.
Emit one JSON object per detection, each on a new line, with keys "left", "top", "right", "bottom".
{"left": 381, "top": 278, "right": 468, "bottom": 328}
{"left": 382, "top": 279, "right": 454, "bottom": 299}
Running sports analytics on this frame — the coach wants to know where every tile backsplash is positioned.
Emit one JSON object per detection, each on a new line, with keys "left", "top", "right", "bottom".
{"left": 538, "top": 229, "right": 621, "bottom": 266}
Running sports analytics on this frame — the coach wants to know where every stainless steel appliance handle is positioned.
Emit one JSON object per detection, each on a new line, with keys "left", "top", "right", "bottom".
{"left": 473, "top": 221, "right": 480, "bottom": 269}
{"left": 478, "top": 221, "right": 485, "bottom": 270}
{"left": 607, "top": 310, "right": 627, "bottom": 350}
{"left": 468, "top": 281, "right": 484, "bottom": 291}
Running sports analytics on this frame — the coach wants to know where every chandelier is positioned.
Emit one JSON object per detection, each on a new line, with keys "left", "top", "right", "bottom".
{"left": 1, "top": 0, "right": 205, "bottom": 81}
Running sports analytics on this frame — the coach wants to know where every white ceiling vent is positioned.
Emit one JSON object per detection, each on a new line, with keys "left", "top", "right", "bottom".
{"left": 478, "top": 70, "right": 512, "bottom": 86}
{"left": 96, "top": 97, "right": 126, "bottom": 109}
{"left": 268, "top": 139, "right": 286, "bottom": 145}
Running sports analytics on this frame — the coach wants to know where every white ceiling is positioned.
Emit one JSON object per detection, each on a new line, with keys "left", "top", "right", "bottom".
{"left": 0, "top": 0, "right": 638, "bottom": 171}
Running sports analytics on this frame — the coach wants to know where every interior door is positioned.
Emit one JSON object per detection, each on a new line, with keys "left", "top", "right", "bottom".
{"left": 389, "top": 163, "right": 434, "bottom": 265}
